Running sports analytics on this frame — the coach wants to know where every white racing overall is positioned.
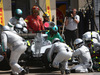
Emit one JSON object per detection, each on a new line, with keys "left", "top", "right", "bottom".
{"left": 1, "top": 31, "right": 27, "bottom": 74}
{"left": 71, "top": 45, "right": 93, "bottom": 73}
{"left": 82, "top": 31, "right": 100, "bottom": 52}
{"left": 8, "top": 17, "right": 27, "bottom": 33}
{"left": 48, "top": 42, "right": 72, "bottom": 70}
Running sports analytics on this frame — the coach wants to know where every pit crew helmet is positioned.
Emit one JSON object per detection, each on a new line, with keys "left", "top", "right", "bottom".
{"left": 74, "top": 38, "right": 84, "bottom": 49}
{"left": 3, "top": 25, "right": 11, "bottom": 31}
{"left": 32, "top": 6, "right": 39, "bottom": 11}
{"left": 23, "top": 27, "right": 28, "bottom": 33}
{"left": 15, "top": 9, "right": 22, "bottom": 19}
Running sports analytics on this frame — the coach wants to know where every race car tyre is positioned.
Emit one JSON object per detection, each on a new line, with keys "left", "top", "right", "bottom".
{"left": 42, "top": 48, "right": 58, "bottom": 71}
{"left": 42, "top": 48, "right": 51, "bottom": 69}
{"left": 0, "top": 49, "right": 11, "bottom": 70}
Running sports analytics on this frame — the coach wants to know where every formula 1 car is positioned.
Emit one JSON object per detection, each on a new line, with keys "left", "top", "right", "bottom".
{"left": 0, "top": 32, "right": 52, "bottom": 71}
{"left": 18, "top": 31, "right": 53, "bottom": 72}
{"left": 0, "top": 22, "right": 56, "bottom": 71}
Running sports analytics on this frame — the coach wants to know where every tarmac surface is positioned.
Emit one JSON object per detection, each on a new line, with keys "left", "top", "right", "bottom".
{"left": 0, "top": 67, "right": 100, "bottom": 75}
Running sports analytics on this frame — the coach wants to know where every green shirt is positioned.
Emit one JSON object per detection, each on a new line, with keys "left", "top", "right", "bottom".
{"left": 46, "top": 32, "right": 64, "bottom": 42}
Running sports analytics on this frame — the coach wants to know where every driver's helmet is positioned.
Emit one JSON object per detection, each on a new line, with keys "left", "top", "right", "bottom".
{"left": 74, "top": 38, "right": 84, "bottom": 49}
{"left": 49, "top": 22, "right": 55, "bottom": 28}
{"left": 15, "top": 9, "right": 22, "bottom": 19}
{"left": 44, "top": 22, "right": 55, "bottom": 29}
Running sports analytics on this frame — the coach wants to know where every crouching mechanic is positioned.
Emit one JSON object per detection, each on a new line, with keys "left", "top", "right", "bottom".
{"left": 71, "top": 38, "right": 93, "bottom": 73}
{"left": 82, "top": 31, "right": 100, "bottom": 52}
{"left": 47, "top": 38, "right": 72, "bottom": 74}
{"left": 1, "top": 25, "right": 27, "bottom": 75}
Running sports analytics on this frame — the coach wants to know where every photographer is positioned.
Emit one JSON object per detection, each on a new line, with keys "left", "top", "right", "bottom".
{"left": 64, "top": 8, "right": 80, "bottom": 48}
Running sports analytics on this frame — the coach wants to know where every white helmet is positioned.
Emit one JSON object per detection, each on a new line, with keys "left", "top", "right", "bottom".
{"left": 23, "top": 27, "right": 28, "bottom": 33}
{"left": 83, "top": 34, "right": 91, "bottom": 42}
{"left": 15, "top": 24, "right": 23, "bottom": 29}
{"left": 52, "top": 38, "right": 60, "bottom": 43}
{"left": 82, "top": 34, "right": 92, "bottom": 47}
{"left": 3, "top": 25, "right": 11, "bottom": 31}
{"left": 74, "top": 38, "right": 83, "bottom": 49}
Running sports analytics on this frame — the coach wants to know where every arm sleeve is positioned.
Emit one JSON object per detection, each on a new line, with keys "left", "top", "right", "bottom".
{"left": 97, "top": 33, "right": 100, "bottom": 42}
{"left": 1, "top": 32, "right": 7, "bottom": 52}
{"left": 57, "top": 33, "right": 64, "bottom": 42}
{"left": 72, "top": 49, "right": 81, "bottom": 57}
{"left": 40, "top": 19, "right": 44, "bottom": 30}
{"left": 8, "top": 18, "right": 14, "bottom": 27}
{"left": 25, "top": 17, "right": 32, "bottom": 31}
{"left": 22, "top": 18, "right": 27, "bottom": 27}
{"left": 25, "top": 16, "right": 29, "bottom": 23}
{"left": 47, "top": 44, "right": 55, "bottom": 62}
{"left": 74, "top": 15, "right": 80, "bottom": 24}
{"left": 76, "top": 15, "right": 80, "bottom": 22}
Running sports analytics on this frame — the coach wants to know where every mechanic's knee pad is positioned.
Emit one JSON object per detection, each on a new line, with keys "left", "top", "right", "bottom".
{"left": 10, "top": 61, "right": 16, "bottom": 66}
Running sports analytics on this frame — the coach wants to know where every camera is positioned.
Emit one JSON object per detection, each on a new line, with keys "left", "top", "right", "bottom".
{"left": 66, "top": 10, "right": 73, "bottom": 17}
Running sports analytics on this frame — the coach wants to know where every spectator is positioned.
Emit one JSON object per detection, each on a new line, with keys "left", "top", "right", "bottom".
{"left": 25, "top": 6, "right": 44, "bottom": 33}
{"left": 64, "top": 8, "right": 80, "bottom": 48}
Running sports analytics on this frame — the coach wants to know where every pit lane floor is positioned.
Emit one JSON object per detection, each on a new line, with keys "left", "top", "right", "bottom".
{"left": 0, "top": 67, "right": 100, "bottom": 75}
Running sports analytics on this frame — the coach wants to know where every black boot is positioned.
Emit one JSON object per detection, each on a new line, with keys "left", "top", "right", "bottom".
{"left": 19, "top": 70, "right": 26, "bottom": 75}
{"left": 59, "top": 63, "right": 64, "bottom": 74}
{"left": 65, "top": 69, "right": 70, "bottom": 74}
{"left": 61, "top": 70, "right": 64, "bottom": 75}
{"left": 10, "top": 72, "right": 18, "bottom": 75}
{"left": 10, "top": 72, "right": 14, "bottom": 75}
{"left": 88, "top": 68, "right": 94, "bottom": 72}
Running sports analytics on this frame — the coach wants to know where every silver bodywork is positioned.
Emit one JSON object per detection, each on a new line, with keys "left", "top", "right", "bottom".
{"left": 29, "top": 33, "right": 52, "bottom": 57}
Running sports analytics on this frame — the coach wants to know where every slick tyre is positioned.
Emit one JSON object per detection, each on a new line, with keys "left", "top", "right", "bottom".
{"left": 0, "top": 49, "right": 11, "bottom": 70}
{"left": 42, "top": 48, "right": 51, "bottom": 70}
